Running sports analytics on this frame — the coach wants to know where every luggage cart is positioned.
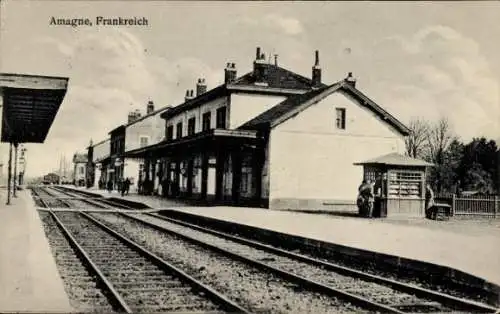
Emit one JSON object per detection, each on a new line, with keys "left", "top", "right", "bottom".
{"left": 426, "top": 203, "right": 452, "bottom": 221}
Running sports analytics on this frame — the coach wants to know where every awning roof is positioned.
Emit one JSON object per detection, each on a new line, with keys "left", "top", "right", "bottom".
{"left": 354, "top": 152, "right": 434, "bottom": 167}
{"left": 124, "top": 129, "right": 261, "bottom": 159}
{"left": 0, "top": 73, "right": 69, "bottom": 143}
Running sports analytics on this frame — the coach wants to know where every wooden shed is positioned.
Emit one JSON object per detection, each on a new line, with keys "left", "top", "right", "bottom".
{"left": 354, "top": 153, "right": 433, "bottom": 218}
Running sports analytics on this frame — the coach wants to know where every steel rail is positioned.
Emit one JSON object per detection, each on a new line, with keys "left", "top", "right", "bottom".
{"left": 31, "top": 188, "right": 50, "bottom": 208}
{"left": 78, "top": 211, "right": 251, "bottom": 314}
{"left": 49, "top": 187, "right": 499, "bottom": 313}
{"left": 49, "top": 211, "right": 133, "bottom": 313}
{"left": 145, "top": 212, "right": 499, "bottom": 313}
{"left": 114, "top": 212, "right": 405, "bottom": 314}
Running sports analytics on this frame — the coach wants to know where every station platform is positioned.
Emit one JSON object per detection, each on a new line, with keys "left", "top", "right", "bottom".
{"left": 68, "top": 186, "right": 500, "bottom": 288}
{"left": 0, "top": 188, "right": 72, "bottom": 313}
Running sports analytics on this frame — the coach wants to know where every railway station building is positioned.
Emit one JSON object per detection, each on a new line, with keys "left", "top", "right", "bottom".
{"left": 124, "top": 48, "right": 410, "bottom": 210}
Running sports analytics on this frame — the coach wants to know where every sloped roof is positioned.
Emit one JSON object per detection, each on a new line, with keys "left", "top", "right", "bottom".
{"left": 125, "top": 105, "right": 172, "bottom": 127}
{"left": 239, "top": 85, "right": 332, "bottom": 130}
{"left": 231, "top": 63, "right": 325, "bottom": 90}
{"left": 161, "top": 64, "right": 323, "bottom": 120}
{"left": 239, "top": 80, "right": 410, "bottom": 136}
{"left": 354, "top": 153, "right": 433, "bottom": 167}
{"left": 1, "top": 73, "right": 69, "bottom": 143}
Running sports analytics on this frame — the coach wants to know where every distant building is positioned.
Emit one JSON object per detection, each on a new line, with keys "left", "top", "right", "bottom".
{"left": 87, "top": 138, "right": 110, "bottom": 189}
{"left": 87, "top": 101, "right": 171, "bottom": 191}
{"left": 72, "top": 152, "right": 87, "bottom": 186}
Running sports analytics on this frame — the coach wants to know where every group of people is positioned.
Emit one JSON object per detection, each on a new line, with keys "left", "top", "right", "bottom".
{"left": 356, "top": 176, "right": 435, "bottom": 218}
{"left": 104, "top": 178, "right": 131, "bottom": 196}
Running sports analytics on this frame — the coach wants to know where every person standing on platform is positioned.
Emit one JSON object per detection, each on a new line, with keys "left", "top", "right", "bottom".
{"left": 358, "top": 179, "right": 375, "bottom": 218}
{"left": 425, "top": 184, "right": 435, "bottom": 217}
{"left": 107, "top": 180, "right": 113, "bottom": 193}
{"left": 125, "top": 178, "right": 131, "bottom": 195}
{"left": 357, "top": 180, "right": 367, "bottom": 216}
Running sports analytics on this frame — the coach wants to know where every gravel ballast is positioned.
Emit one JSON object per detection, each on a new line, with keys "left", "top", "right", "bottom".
{"left": 91, "top": 212, "right": 365, "bottom": 313}
{"left": 38, "top": 211, "right": 115, "bottom": 312}
{"left": 130, "top": 213, "right": 441, "bottom": 308}
{"left": 54, "top": 211, "right": 223, "bottom": 313}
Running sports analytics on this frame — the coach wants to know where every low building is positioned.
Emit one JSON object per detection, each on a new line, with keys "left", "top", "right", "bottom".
{"left": 101, "top": 101, "right": 171, "bottom": 191}
{"left": 72, "top": 153, "right": 87, "bottom": 186}
{"left": 124, "top": 47, "right": 409, "bottom": 210}
{"left": 87, "top": 138, "right": 111, "bottom": 189}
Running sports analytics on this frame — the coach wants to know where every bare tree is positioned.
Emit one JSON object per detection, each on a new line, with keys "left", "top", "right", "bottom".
{"left": 405, "top": 117, "right": 430, "bottom": 159}
{"left": 426, "top": 117, "right": 458, "bottom": 193}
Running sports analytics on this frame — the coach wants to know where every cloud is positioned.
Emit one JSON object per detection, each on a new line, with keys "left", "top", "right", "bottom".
{"left": 343, "top": 25, "right": 499, "bottom": 142}
{"left": 241, "top": 14, "right": 304, "bottom": 36}
{"left": 14, "top": 28, "right": 222, "bottom": 176}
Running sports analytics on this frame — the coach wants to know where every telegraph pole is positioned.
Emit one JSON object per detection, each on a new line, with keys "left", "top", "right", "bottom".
{"left": 13, "top": 142, "right": 18, "bottom": 197}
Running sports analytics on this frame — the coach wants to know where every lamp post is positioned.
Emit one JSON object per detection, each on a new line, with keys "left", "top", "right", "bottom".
{"left": 6, "top": 142, "right": 12, "bottom": 205}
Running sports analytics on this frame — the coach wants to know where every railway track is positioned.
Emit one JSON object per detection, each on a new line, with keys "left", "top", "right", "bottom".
{"left": 36, "top": 186, "right": 500, "bottom": 313}
{"left": 50, "top": 210, "right": 247, "bottom": 313}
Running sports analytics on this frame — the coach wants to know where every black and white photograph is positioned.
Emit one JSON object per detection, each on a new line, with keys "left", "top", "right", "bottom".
{"left": 1, "top": 0, "right": 499, "bottom": 313}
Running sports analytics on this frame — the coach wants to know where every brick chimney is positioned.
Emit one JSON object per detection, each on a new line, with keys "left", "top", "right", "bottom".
{"left": 345, "top": 72, "right": 357, "bottom": 88}
{"left": 196, "top": 78, "right": 207, "bottom": 96}
{"left": 224, "top": 63, "right": 237, "bottom": 84}
{"left": 146, "top": 100, "right": 154, "bottom": 114}
{"left": 312, "top": 50, "right": 322, "bottom": 87}
{"left": 185, "top": 89, "right": 195, "bottom": 102}
{"left": 127, "top": 111, "right": 136, "bottom": 123}
{"left": 253, "top": 47, "right": 268, "bottom": 85}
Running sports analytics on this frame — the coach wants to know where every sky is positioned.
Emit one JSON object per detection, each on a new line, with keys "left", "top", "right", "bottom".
{"left": 0, "top": 1, "right": 499, "bottom": 177}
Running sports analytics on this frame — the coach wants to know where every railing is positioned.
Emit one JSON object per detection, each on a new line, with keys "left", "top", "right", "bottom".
{"left": 435, "top": 193, "right": 500, "bottom": 218}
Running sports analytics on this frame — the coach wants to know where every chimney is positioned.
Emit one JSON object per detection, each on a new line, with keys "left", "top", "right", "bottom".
{"left": 196, "top": 78, "right": 207, "bottom": 96}
{"left": 253, "top": 47, "right": 268, "bottom": 85}
{"left": 345, "top": 72, "right": 357, "bottom": 88}
{"left": 274, "top": 54, "right": 278, "bottom": 66}
{"left": 224, "top": 62, "right": 237, "bottom": 84}
{"left": 185, "top": 89, "right": 195, "bottom": 102}
{"left": 134, "top": 109, "right": 141, "bottom": 119}
{"left": 146, "top": 100, "right": 154, "bottom": 114}
{"left": 312, "top": 50, "right": 322, "bottom": 87}
{"left": 128, "top": 111, "right": 136, "bottom": 123}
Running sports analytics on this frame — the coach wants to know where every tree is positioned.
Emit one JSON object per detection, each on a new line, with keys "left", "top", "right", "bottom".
{"left": 458, "top": 138, "right": 498, "bottom": 193}
{"left": 425, "top": 118, "right": 458, "bottom": 193}
{"left": 464, "top": 162, "right": 494, "bottom": 194}
{"left": 405, "top": 117, "right": 430, "bottom": 159}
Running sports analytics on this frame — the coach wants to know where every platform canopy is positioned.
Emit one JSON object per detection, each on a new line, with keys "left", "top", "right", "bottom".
{"left": 354, "top": 152, "right": 434, "bottom": 167}
{"left": 0, "top": 73, "right": 69, "bottom": 143}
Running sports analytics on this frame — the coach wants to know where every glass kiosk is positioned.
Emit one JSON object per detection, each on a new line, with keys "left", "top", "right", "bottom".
{"left": 354, "top": 153, "right": 433, "bottom": 218}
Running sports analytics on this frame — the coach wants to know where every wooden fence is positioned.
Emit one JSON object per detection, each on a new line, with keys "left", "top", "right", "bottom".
{"left": 435, "top": 193, "right": 500, "bottom": 218}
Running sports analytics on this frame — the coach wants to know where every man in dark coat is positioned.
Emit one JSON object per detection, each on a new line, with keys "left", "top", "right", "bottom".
{"left": 358, "top": 179, "right": 375, "bottom": 218}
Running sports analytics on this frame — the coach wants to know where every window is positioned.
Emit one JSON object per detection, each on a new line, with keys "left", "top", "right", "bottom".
{"left": 166, "top": 125, "right": 174, "bottom": 140}
{"left": 79, "top": 166, "right": 84, "bottom": 174}
{"left": 216, "top": 106, "right": 227, "bottom": 129}
{"left": 188, "top": 117, "right": 196, "bottom": 136}
{"left": 202, "top": 112, "right": 211, "bottom": 131}
{"left": 336, "top": 108, "right": 346, "bottom": 129}
{"left": 139, "top": 136, "right": 149, "bottom": 148}
{"left": 176, "top": 122, "right": 183, "bottom": 139}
